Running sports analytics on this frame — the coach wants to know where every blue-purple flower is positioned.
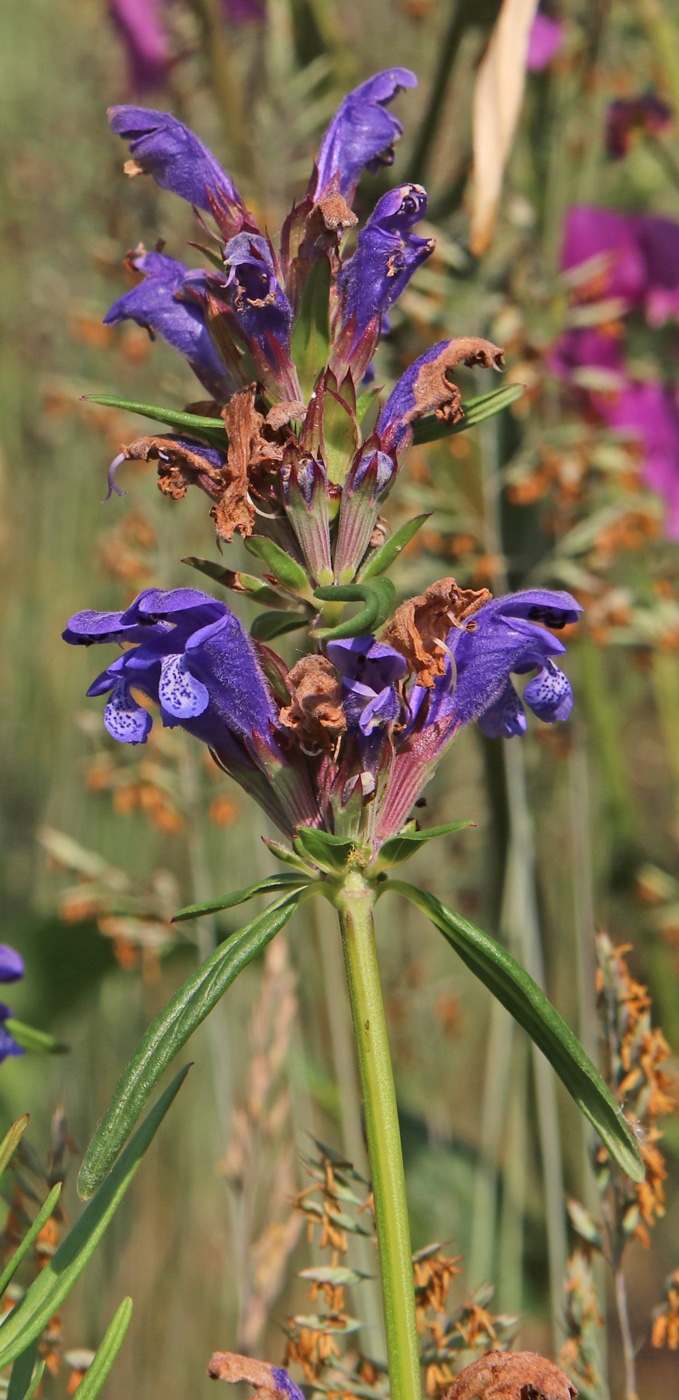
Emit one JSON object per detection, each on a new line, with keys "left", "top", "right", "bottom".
{"left": 378, "top": 337, "right": 504, "bottom": 451}
{"left": 313, "top": 68, "right": 417, "bottom": 203}
{"left": 327, "top": 637, "right": 407, "bottom": 737}
{"left": 109, "top": 105, "right": 244, "bottom": 214}
{"left": 104, "top": 249, "right": 231, "bottom": 401}
{"left": 222, "top": 234, "right": 299, "bottom": 395}
{"left": 335, "top": 184, "right": 433, "bottom": 355}
{"left": 0, "top": 946, "right": 26, "bottom": 1065}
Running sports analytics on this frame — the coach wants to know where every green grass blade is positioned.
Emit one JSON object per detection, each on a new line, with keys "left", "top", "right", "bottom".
{"left": 84, "top": 395, "right": 228, "bottom": 450}
{"left": 7, "top": 1341, "right": 37, "bottom": 1400}
{"left": 78, "top": 891, "right": 303, "bottom": 1199}
{"left": 412, "top": 384, "right": 524, "bottom": 445}
{"left": 382, "top": 881, "right": 644, "bottom": 1182}
{"left": 5, "top": 1021, "right": 68, "bottom": 1055}
{"left": 0, "top": 1117, "right": 30, "bottom": 1176}
{"left": 0, "top": 1183, "right": 62, "bottom": 1298}
{"left": 0, "top": 1069, "right": 188, "bottom": 1368}
{"left": 172, "top": 873, "right": 311, "bottom": 922}
{"left": 22, "top": 1362, "right": 45, "bottom": 1400}
{"left": 374, "top": 820, "right": 474, "bottom": 869}
{"left": 72, "top": 1297, "right": 133, "bottom": 1400}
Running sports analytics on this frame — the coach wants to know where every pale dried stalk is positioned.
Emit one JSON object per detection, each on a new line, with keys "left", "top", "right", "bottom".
{"left": 470, "top": 0, "right": 539, "bottom": 256}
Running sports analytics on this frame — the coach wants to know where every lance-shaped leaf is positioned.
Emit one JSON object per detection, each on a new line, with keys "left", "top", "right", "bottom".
{"left": 290, "top": 257, "right": 332, "bottom": 402}
{"left": 371, "top": 820, "right": 474, "bottom": 871}
{"left": 312, "top": 580, "right": 395, "bottom": 640}
{"left": 412, "top": 384, "right": 524, "bottom": 445}
{"left": 7, "top": 1342, "right": 38, "bottom": 1400}
{"left": 0, "top": 1116, "right": 30, "bottom": 1177}
{"left": 0, "top": 1184, "right": 62, "bottom": 1299}
{"left": 182, "top": 558, "right": 290, "bottom": 610}
{"left": 78, "top": 891, "right": 304, "bottom": 1199}
{"left": 0, "top": 1070, "right": 188, "bottom": 1368}
{"left": 250, "top": 611, "right": 309, "bottom": 642}
{"left": 244, "top": 537, "right": 314, "bottom": 601}
{"left": 5, "top": 1021, "right": 68, "bottom": 1055}
{"left": 358, "top": 514, "right": 431, "bottom": 582}
{"left": 380, "top": 882, "right": 644, "bottom": 1182}
{"left": 172, "top": 872, "right": 312, "bottom": 923}
{"left": 85, "top": 395, "right": 228, "bottom": 451}
{"left": 71, "top": 1297, "right": 133, "bottom": 1400}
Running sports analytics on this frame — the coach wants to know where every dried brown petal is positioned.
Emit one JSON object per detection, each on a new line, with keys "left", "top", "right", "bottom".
{"left": 279, "top": 656, "right": 346, "bottom": 750}
{"left": 207, "top": 1353, "right": 282, "bottom": 1399}
{"left": 382, "top": 578, "right": 491, "bottom": 687}
{"left": 401, "top": 339, "right": 504, "bottom": 431}
{"left": 445, "top": 1350, "right": 577, "bottom": 1399}
{"left": 119, "top": 435, "right": 224, "bottom": 505}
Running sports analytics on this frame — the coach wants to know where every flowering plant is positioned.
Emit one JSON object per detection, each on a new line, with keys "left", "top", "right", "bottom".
{"left": 63, "top": 70, "right": 644, "bottom": 1400}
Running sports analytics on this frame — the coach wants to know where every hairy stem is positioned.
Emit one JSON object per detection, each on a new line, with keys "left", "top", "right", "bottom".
{"left": 335, "top": 872, "right": 420, "bottom": 1400}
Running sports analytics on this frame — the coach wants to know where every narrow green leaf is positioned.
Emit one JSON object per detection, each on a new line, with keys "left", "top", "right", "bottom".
{"left": 84, "top": 395, "right": 228, "bottom": 451}
{"left": 0, "top": 1070, "right": 188, "bottom": 1368}
{"left": 244, "top": 537, "right": 313, "bottom": 599}
{"left": 412, "top": 384, "right": 525, "bottom": 445}
{"left": 7, "top": 1341, "right": 37, "bottom": 1400}
{"left": 0, "top": 1183, "right": 62, "bottom": 1299}
{"left": 181, "top": 559, "right": 287, "bottom": 609}
{"left": 0, "top": 1117, "right": 30, "bottom": 1177}
{"left": 381, "top": 882, "right": 644, "bottom": 1182}
{"left": 290, "top": 257, "right": 331, "bottom": 400}
{"left": 250, "top": 611, "right": 308, "bottom": 642}
{"left": 23, "top": 1362, "right": 45, "bottom": 1400}
{"left": 373, "top": 820, "right": 474, "bottom": 870}
{"left": 78, "top": 892, "right": 303, "bottom": 1199}
{"left": 357, "top": 515, "right": 432, "bottom": 582}
{"left": 5, "top": 1021, "right": 68, "bottom": 1055}
{"left": 72, "top": 1297, "right": 133, "bottom": 1400}
{"left": 312, "top": 580, "right": 395, "bottom": 640}
{"left": 262, "top": 838, "right": 316, "bottom": 874}
{"left": 294, "top": 827, "right": 359, "bottom": 873}
{"left": 172, "top": 873, "right": 311, "bottom": 922}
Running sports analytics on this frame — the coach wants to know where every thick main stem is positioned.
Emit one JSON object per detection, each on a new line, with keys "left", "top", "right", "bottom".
{"left": 335, "top": 873, "right": 420, "bottom": 1400}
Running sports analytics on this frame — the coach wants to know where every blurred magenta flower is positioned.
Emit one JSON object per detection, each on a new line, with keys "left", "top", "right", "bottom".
{"left": 598, "top": 380, "right": 679, "bottom": 539}
{"left": 606, "top": 93, "right": 672, "bottom": 159}
{"left": 560, "top": 204, "right": 679, "bottom": 324}
{"left": 109, "top": 0, "right": 170, "bottom": 93}
{"left": 527, "top": 12, "right": 564, "bottom": 71}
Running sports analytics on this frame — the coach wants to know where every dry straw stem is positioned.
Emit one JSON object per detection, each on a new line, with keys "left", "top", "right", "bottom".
{"left": 470, "top": 0, "right": 539, "bottom": 256}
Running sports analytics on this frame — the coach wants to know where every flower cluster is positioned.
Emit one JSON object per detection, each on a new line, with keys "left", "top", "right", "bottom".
{"left": 65, "top": 71, "right": 582, "bottom": 859}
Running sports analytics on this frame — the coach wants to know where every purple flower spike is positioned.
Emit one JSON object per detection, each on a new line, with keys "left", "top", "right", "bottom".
{"left": 0, "top": 946, "right": 24, "bottom": 984}
{"left": 108, "top": 105, "right": 242, "bottom": 213}
{"left": 336, "top": 184, "right": 434, "bottom": 352}
{"left": 104, "top": 249, "right": 231, "bottom": 401}
{"left": 109, "top": 0, "right": 170, "bottom": 93}
{"left": 527, "top": 13, "right": 564, "bottom": 71}
{"left": 223, "top": 234, "right": 297, "bottom": 390}
{"left": 314, "top": 68, "right": 417, "bottom": 203}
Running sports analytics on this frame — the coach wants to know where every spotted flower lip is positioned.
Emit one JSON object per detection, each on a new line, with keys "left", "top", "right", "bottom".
{"left": 103, "top": 249, "right": 231, "bottom": 401}
{"left": 327, "top": 636, "right": 407, "bottom": 738}
{"left": 408, "top": 588, "right": 582, "bottom": 740}
{"left": 313, "top": 68, "right": 418, "bottom": 203}
{"left": 108, "top": 105, "right": 244, "bottom": 213}
{"left": 336, "top": 183, "right": 434, "bottom": 351}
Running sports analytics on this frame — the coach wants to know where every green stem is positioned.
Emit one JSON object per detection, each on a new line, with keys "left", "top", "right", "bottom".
{"left": 334, "top": 872, "right": 420, "bottom": 1400}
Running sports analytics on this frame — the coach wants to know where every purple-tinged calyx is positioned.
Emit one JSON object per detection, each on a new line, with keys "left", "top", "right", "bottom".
{"left": 378, "top": 337, "right": 504, "bottom": 450}
{"left": 333, "top": 448, "right": 396, "bottom": 582}
{"left": 313, "top": 68, "right": 417, "bottom": 203}
{"left": 284, "top": 456, "right": 333, "bottom": 584}
{"left": 108, "top": 106, "right": 246, "bottom": 216}
{"left": 335, "top": 183, "right": 434, "bottom": 362}
{"left": 103, "top": 249, "right": 232, "bottom": 401}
